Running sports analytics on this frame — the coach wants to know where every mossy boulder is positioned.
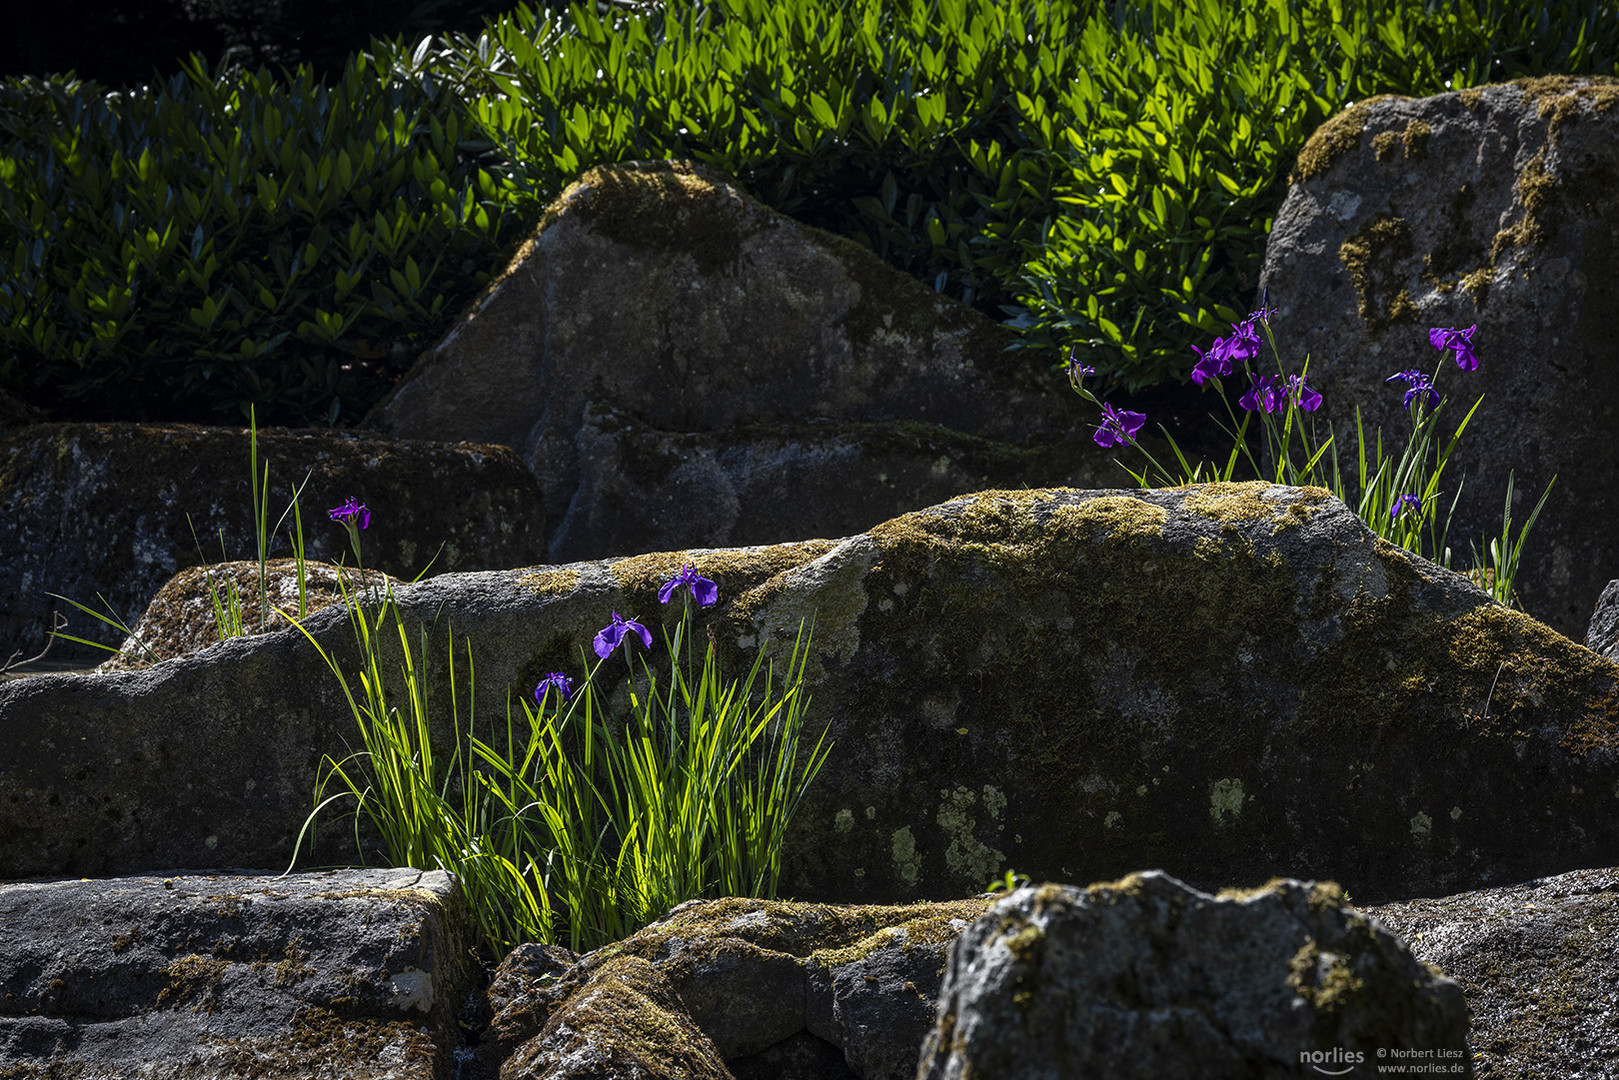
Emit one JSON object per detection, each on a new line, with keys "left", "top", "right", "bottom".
{"left": 0, "top": 868, "right": 472, "bottom": 1079}
{"left": 97, "top": 558, "right": 399, "bottom": 671}
{"left": 918, "top": 872, "right": 1469, "bottom": 1079}
{"left": 369, "top": 159, "right": 1115, "bottom": 562}
{"left": 0, "top": 421, "right": 546, "bottom": 666}
{"left": 1367, "top": 865, "right": 1619, "bottom": 1078}
{"left": 1261, "top": 77, "right": 1619, "bottom": 638}
{"left": 485, "top": 894, "right": 990, "bottom": 1080}
{"left": 3, "top": 483, "right": 1618, "bottom": 905}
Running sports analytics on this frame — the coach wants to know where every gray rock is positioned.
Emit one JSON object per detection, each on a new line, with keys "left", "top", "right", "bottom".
{"left": 556, "top": 402, "right": 1113, "bottom": 560}
{"left": 475, "top": 941, "right": 580, "bottom": 1077}
{"left": 5, "top": 483, "right": 1619, "bottom": 904}
{"left": 1259, "top": 77, "right": 1619, "bottom": 639}
{"left": 97, "top": 558, "right": 400, "bottom": 671}
{"left": 917, "top": 872, "right": 1470, "bottom": 1080}
{"left": 369, "top": 159, "right": 1117, "bottom": 562}
{"left": 485, "top": 895, "right": 989, "bottom": 1080}
{"left": 0, "top": 421, "right": 547, "bottom": 665}
{"left": 1586, "top": 579, "right": 1619, "bottom": 660}
{"left": 0, "top": 868, "right": 474, "bottom": 1079}
{"left": 1366, "top": 865, "right": 1619, "bottom": 1079}
{"left": 498, "top": 955, "right": 733, "bottom": 1080}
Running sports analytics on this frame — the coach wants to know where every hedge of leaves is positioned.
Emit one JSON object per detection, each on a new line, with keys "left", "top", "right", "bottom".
{"left": 3, "top": 0, "right": 1619, "bottom": 425}
{"left": 0, "top": 51, "right": 537, "bottom": 425}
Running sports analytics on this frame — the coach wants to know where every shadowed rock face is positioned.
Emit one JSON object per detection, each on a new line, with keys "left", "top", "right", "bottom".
{"left": 918, "top": 872, "right": 1470, "bottom": 1080}
{"left": 2, "top": 483, "right": 1617, "bottom": 905}
{"left": 368, "top": 159, "right": 1119, "bottom": 562}
{"left": 1367, "top": 865, "right": 1619, "bottom": 1080}
{"left": 0, "top": 868, "right": 472, "bottom": 1080}
{"left": 1259, "top": 76, "right": 1619, "bottom": 639}
{"left": 553, "top": 403, "right": 1113, "bottom": 561}
{"left": 0, "top": 421, "right": 547, "bottom": 664}
{"left": 482, "top": 895, "right": 989, "bottom": 1080}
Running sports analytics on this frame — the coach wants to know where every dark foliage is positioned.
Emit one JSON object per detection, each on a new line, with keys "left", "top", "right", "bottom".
{"left": 0, "top": 0, "right": 532, "bottom": 89}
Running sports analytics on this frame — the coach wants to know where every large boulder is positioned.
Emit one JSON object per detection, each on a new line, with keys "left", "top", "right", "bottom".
{"left": 0, "top": 868, "right": 473, "bottom": 1079}
{"left": 499, "top": 955, "right": 734, "bottom": 1080}
{"left": 97, "top": 558, "right": 399, "bottom": 671}
{"left": 0, "top": 421, "right": 547, "bottom": 666}
{"left": 481, "top": 894, "right": 990, "bottom": 1080}
{"left": 1259, "top": 77, "right": 1619, "bottom": 639}
{"left": 4, "top": 483, "right": 1619, "bottom": 904}
{"left": 367, "top": 158, "right": 1121, "bottom": 561}
{"left": 917, "top": 872, "right": 1469, "bottom": 1079}
{"left": 1366, "top": 865, "right": 1619, "bottom": 1079}
{"left": 553, "top": 402, "right": 1111, "bottom": 561}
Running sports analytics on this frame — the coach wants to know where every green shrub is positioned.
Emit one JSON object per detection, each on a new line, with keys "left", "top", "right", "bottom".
{"left": 5, "top": 0, "right": 1619, "bottom": 424}
{"left": 0, "top": 54, "right": 531, "bottom": 426}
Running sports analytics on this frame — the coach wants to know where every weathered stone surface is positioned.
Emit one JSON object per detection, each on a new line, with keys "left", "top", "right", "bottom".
{"left": 0, "top": 421, "right": 547, "bottom": 665}
{"left": 485, "top": 895, "right": 987, "bottom": 1080}
{"left": 556, "top": 403, "right": 1114, "bottom": 560}
{"left": 918, "top": 872, "right": 1470, "bottom": 1080}
{"left": 98, "top": 558, "right": 399, "bottom": 671}
{"left": 0, "top": 868, "right": 473, "bottom": 1079}
{"left": 369, "top": 159, "right": 1117, "bottom": 562}
{"left": 499, "top": 955, "right": 732, "bottom": 1080}
{"left": 1367, "top": 865, "right": 1619, "bottom": 1079}
{"left": 4, "top": 483, "right": 1619, "bottom": 905}
{"left": 1259, "top": 77, "right": 1619, "bottom": 638}
{"left": 1587, "top": 579, "right": 1619, "bottom": 661}
{"left": 474, "top": 941, "right": 580, "bottom": 1076}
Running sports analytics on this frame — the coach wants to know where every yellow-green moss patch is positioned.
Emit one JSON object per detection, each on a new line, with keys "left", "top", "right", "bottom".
{"left": 1182, "top": 482, "right": 1328, "bottom": 533}
{"left": 1288, "top": 940, "right": 1368, "bottom": 1014}
{"left": 1368, "top": 117, "right": 1433, "bottom": 165}
{"left": 517, "top": 567, "right": 581, "bottom": 597}
{"left": 1515, "top": 74, "right": 1619, "bottom": 137}
{"left": 157, "top": 954, "right": 229, "bottom": 1013}
{"left": 538, "top": 160, "right": 761, "bottom": 277}
{"left": 1048, "top": 496, "right": 1167, "bottom": 546}
{"left": 611, "top": 540, "right": 837, "bottom": 612}
{"left": 1338, "top": 215, "right": 1415, "bottom": 327}
{"left": 1401, "top": 118, "right": 1433, "bottom": 157}
{"left": 1294, "top": 96, "right": 1414, "bottom": 181}
{"left": 1458, "top": 266, "right": 1493, "bottom": 304}
{"left": 1491, "top": 150, "right": 1554, "bottom": 260}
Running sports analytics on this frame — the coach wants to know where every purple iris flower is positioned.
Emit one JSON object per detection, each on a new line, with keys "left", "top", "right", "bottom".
{"left": 659, "top": 563, "right": 718, "bottom": 607}
{"left": 1093, "top": 403, "right": 1146, "bottom": 448}
{"left": 1285, "top": 374, "right": 1322, "bottom": 412}
{"left": 593, "top": 611, "right": 652, "bottom": 659}
{"left": 535, "top": 672, "right": 573, "bottom": 704}
{"left": 1190, "top": 337, "right": 1232, "bottom": 387}
{"left": 328, "top": 496, "right": 370, "bottom": 530}
{"left": 1239, "top": 374, "right": 1282, "bottom": 413}
{"left": 1391, "top": 493, "right": 1423, "bottom": 521}
{"left": 1386, "top": 369, "right": 1440, "bottom": 410}
{"left": 1223, "top": 318, "right": 1264, "bottom": 366}
{"left": 1065, "top": 346, "right": 1095, "bottom": 381}
{"left": 1429, "top": 324, "right": 1478, "bottom": 371}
